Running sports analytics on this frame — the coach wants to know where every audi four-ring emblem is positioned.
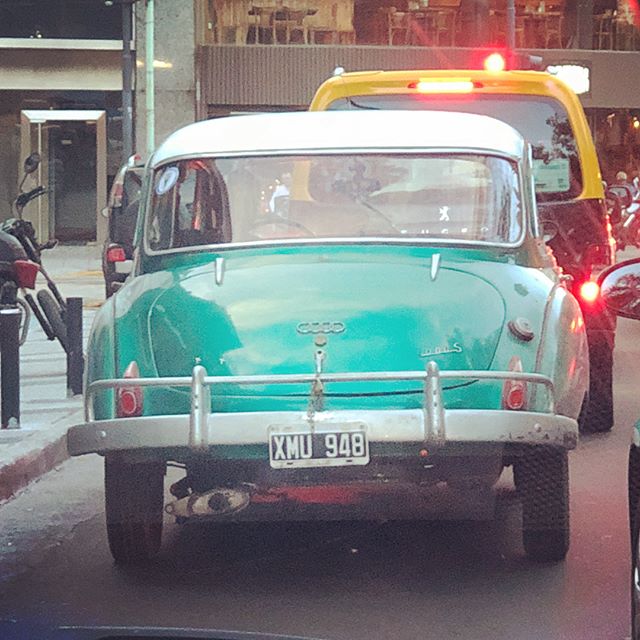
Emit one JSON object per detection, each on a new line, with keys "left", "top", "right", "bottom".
{"left": 296, "top": 321, "right": 346, "bottom": 335}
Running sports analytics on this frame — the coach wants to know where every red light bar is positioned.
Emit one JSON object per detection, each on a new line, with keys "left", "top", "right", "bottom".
{"left": 410, "top": 80, "right": 476, "bottom": 94}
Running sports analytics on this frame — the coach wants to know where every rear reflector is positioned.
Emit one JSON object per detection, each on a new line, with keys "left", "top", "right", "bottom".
{"left": 117, "top": 361, "right": 143, "bottom": 418}
{"left": 579, "top": 280, "right": 600, "bottom": 303}
{"left": 106, "top": 245, "right": 126, "bottom": 263}
{"left": 502, "top": 356, "right": 526, "bottom": 411}
{"left": 411, "top": 80, "right": 475, "bottom": 94}
{"left": 13, "top": 259, "right": 39, "bottom": 289}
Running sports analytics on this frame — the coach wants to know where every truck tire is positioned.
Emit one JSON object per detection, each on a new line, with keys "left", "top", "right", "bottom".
{"left": 579, "top": 337, "right": 614, "bottom": 433}
{"left": 105, "top": 456, "right": 165, "bottom": 565}
{"left": 514, "top": 447, "right": 570, "bottom": 563}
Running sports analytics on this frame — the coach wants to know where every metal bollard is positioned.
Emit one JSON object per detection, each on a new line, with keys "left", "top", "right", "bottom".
{"left": 0, "top": 305, "right": 21, "bottom": 429}
{"left": 66, "top": 297, "right": 84, "bottom": 397}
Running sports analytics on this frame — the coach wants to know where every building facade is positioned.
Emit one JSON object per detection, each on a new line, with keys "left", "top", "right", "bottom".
{"left": 0, "top": 0, "right": 125, "bottom": 242}
{"left": 136, "top": 0, "right": 640, "bottom": 187}
{"left": 3, "top": 1, "right": 640, "bottom": 243}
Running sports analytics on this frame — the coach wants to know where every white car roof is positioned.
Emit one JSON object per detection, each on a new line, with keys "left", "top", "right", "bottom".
{"left": 151, "top": 111, "right": 525, "bottom": 168}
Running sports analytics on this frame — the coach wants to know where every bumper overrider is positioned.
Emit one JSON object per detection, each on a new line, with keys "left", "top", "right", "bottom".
{"left": 67, "top": 362, "right": 578, "bottom": 457}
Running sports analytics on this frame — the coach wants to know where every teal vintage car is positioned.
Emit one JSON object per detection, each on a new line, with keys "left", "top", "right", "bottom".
{"left": 68, "top": 111, "right": 589, "bottom": 565}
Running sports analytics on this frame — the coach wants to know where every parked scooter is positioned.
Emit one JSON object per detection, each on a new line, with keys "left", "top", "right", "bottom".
{"left": 0, "top": 153, "right": 68, "bottom": 351}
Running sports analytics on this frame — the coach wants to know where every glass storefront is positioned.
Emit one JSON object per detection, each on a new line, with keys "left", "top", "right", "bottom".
{"left": 0, "top": 91, "right": 122, "bottom": 240}
{"left": 589, "top": 108, "right": 640, "bottom": 185}
{"left": 196, "top": 0, "right": 640, "bottom": 51}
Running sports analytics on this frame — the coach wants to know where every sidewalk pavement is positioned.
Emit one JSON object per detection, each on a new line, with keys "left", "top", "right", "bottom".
{"left": 0, "top": 244, "right": 104, "bottom": 502}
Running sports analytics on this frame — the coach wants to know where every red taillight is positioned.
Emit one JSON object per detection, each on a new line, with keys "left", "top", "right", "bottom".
{"left": 579, "top": 280, "right": 600, "bottom": 303}
{"left": 484, "top": 53, "right": 506, "bottom": 72}
{"left": 106, "top": 245, "right": 126, "bottom": 263}
{"left": 502, "top": 356, "right": 527, "bottom": 411}
{"left": 13, "top": 259, "right": 39, "bottom": 289}
{"left": 117, "top": 361, "right": 143, "bottom": 418}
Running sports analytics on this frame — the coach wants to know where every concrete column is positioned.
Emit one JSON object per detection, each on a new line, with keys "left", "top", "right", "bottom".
{"left": 576, "top": 0, "right": 594, "bottom": 50}
{"left": 135, "top": 0, "right": 196, "bottom": 156}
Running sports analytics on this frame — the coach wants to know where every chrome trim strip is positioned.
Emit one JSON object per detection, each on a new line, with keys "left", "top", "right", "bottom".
{"left": 531, "top": 279, "right": 562, "bottom": 408}
{"left": 214, "top": 257, "right": 225, "bottom": 285}
{"left": 430, "top": 253, "right": 441, "bottom": 281}
{"left": 143, "top": 236, "right": 526, "bottom": 259}
{"left": 142, "top": 150, "right": 526, "bottom": 257}
{"left": 149, "top": 148, "right": 522, "bottom": 171}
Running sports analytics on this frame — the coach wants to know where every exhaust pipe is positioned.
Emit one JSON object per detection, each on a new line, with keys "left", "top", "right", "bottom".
{"left": 166, "top": 487, "right": 251, "bottom": 519}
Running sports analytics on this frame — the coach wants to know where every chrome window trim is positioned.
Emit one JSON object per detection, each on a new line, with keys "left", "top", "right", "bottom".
{"left": 141, "top": 149, "right": 528, "bottom": 258}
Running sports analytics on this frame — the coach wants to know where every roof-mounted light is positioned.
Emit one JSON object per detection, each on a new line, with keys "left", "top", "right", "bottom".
{"left": 410, "top": 80, "right": 475, "bottom": 94}
{"left": 484, "top": 53, "right": 506, "bottom": 73}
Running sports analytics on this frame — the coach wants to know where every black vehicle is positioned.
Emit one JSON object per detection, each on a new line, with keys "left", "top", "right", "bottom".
{"left": 0, "top": 152, "right": 68, "bottom": 351}
{"left": 102, "top": 155, "right": 144, "bottom": 297}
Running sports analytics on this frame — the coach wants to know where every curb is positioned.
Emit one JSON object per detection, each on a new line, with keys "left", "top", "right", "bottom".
{"left": 0, "top": 408, "right": 82, "bottom": 503}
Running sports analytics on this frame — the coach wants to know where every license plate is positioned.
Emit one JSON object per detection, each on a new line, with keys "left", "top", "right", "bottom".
{"left": 268, "top": 423, "right": 370, "bottom": 469}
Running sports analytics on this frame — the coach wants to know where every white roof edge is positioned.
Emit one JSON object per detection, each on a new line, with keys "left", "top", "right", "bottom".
{"left": 152, "top": 111, "right": 525, "bottom": 168}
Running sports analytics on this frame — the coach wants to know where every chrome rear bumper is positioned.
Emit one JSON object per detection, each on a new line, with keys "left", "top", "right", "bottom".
{"left": 67, "top": 362, "right": 577, "bottom": 456}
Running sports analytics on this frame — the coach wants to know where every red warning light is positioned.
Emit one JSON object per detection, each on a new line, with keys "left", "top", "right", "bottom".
{"left": 484, "top": 53, "right": 506, "bottom": 73}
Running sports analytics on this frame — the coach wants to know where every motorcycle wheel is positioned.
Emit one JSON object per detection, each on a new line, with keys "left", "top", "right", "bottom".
{"left": 37, "top": 289, "right": 67, "bottom": 352}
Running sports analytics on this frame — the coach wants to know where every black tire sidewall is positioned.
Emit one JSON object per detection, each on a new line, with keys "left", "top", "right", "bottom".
{"left": 104, "top": 456, "right": 165, "bottom": 564}
{"left": 514, "top": 447, "right": 570, "bottom": 563}
{"left": 580, "top": 336, "right": 614, "bottom": 433}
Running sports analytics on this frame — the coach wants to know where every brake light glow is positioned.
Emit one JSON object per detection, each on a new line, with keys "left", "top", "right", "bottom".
{"left": 106, "top": 245, "right": 126, "bottom": 263}
{"left": 117, "top": 361, "right": 143, "bottom": 418}
{"left": 412, "top": 80, "right": 475, "bottom": 94}
{"left": 484, "top": 53, "right": 506, "bottom": 72}
{"left": 502, "top": 356, "right": 527, "bottom": 411}
{"left": 579, "top": 280, "right": 600, "bottom": 303}
{"left": 13, "top": 259, "right": 39, "bottom": 289}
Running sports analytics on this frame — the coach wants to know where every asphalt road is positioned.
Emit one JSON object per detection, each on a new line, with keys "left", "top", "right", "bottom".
{"left": 0, "top": 320, "right": 637, "bottom": 640}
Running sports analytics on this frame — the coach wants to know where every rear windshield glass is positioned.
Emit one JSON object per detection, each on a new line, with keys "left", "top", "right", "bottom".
{"left": 146, "top": 153, "right": 522, "bottom": 250}
{"left": 327, "top": 94, "right": 581, "bottom": 202}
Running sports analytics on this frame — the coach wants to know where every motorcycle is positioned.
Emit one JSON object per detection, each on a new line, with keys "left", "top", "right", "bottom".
{"left": 0, "top": 153, "right": 68, "bottom": 350}
{"left": 611, "top": 178, "right": 640, "bottom": 251}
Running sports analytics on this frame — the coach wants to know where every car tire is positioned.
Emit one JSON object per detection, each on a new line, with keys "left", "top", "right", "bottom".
{"left": 629, "top": 445, "right": 640, "bottom": 639}
{"left": 37, "top": 289, "right": 68, "bottom": 353}
{"left": 579, "top": 337, "right": 614, "bottom": 433}
{"left": 105, "top": 456, "right": 165, "bottom": 565}
{"left": 514, "top": 447, "right": 569, "bottom": 563}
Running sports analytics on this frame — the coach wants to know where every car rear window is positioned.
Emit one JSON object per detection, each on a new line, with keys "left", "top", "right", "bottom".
{"left": 146, "top": 153, "right": 522, "bottom": 250}
{"left": 327, "top": 94, "right": 582, "bottom": 202}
